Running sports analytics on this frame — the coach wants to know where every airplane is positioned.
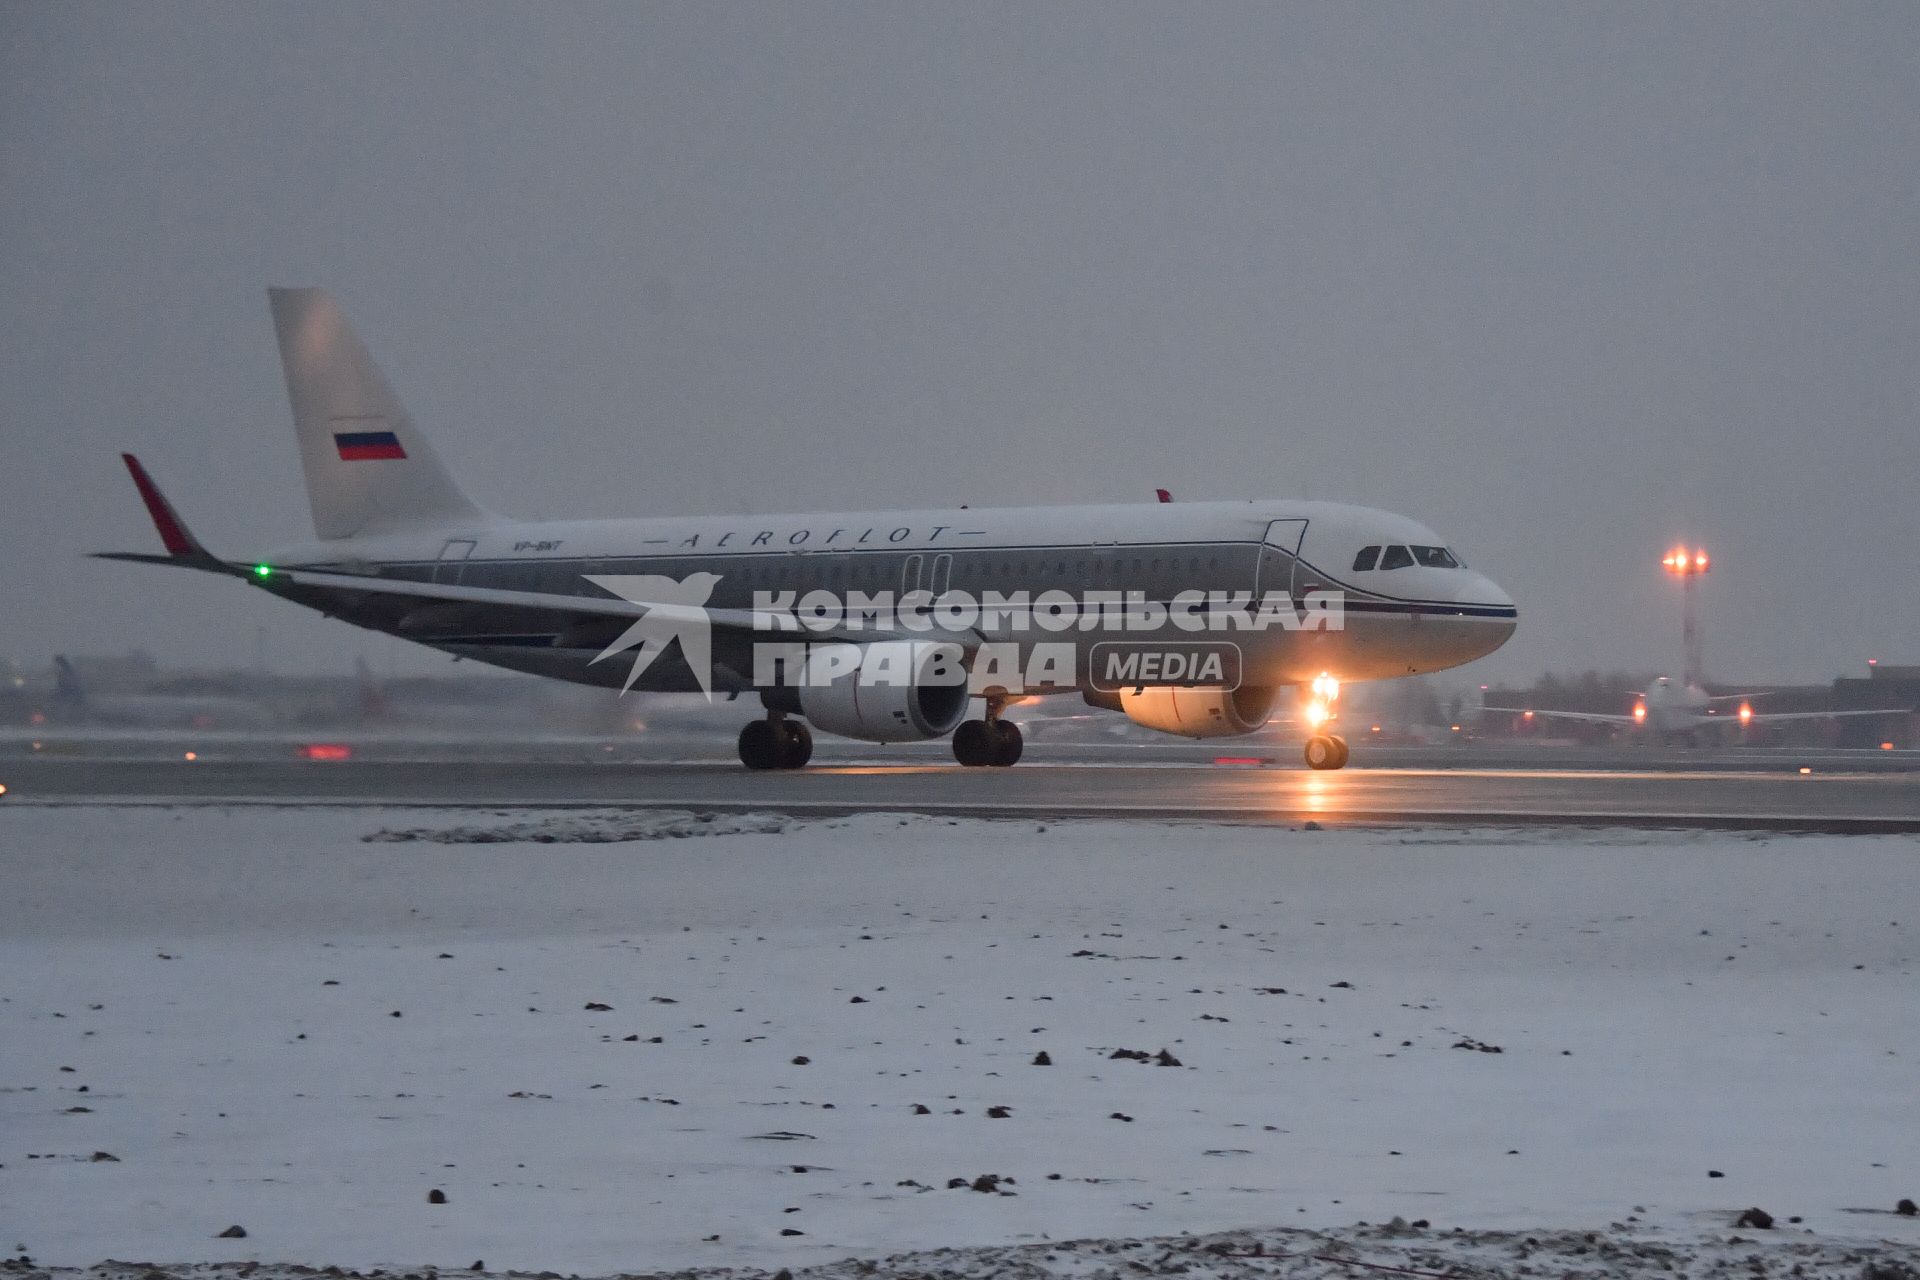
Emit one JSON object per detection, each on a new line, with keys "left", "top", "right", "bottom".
{"left": 1504, "top": 674, "right": 1902, "bottom": 742}
{"left": 98, "top": 287, "right": 1517, "bottom": 771}
{"left": 23, "top": 655, "right": 277, "bottom": 731}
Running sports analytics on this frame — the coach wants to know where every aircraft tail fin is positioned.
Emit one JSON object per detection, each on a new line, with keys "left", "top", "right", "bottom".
{"left": 52, "top": 656, "right": 85, "bottom": 705}
{"left": 267, "top": 287, "right": 493, "bottom": 541}
{"left": 354, "top": 656, "right": 389, "bottom": 720}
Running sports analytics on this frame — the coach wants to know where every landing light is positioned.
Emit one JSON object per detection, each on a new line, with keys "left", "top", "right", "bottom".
{"left": 1310, "top": 673, "right": 1340, "bottom": 702}
{"left": 1304, "top": 700, "right": 1330, "bottom": 728}
{"left": 1632, "top": 703, "right": 1647, "bottom": 723}
{"left": 183, "top": 751, "right": 198, "bottom": 762}
{"left": 1738, "top": 703, "right": 1753, "bottom": 725}
{"left": 0, "top": 783, "right": 9, "bottom": 797}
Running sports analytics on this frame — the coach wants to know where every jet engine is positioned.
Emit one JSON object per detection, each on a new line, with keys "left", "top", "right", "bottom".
{"left": 778, "top": 641, "right": 970, "bottom": 742}
{"left": 1095, "top": 685, "right": 1276, "bottom": 738}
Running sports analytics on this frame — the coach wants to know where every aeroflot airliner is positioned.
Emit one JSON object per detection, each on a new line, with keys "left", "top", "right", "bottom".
{"left": 102, "top": 289, "right": 1516, "bottom": 771}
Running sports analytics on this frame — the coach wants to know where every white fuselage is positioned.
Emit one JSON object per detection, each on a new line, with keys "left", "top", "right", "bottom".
{"left": 258, "top": 497, "right": 1516, "bottom": 696}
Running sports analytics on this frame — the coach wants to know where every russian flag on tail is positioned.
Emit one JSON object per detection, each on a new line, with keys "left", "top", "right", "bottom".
{"left": 334, "top": 430, "right": 407, "bottom": 461}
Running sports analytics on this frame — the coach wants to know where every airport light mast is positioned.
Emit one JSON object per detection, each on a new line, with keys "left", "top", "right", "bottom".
{"left": 1661, "top": 546, "right": 1710, "bottom": 688}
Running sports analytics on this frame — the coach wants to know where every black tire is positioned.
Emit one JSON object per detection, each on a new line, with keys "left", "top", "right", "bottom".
{"left": 1328, "top": 734, "right": 1349, "bottom": 770}
{"left": 952, "top": 719, "right": 995, "bottom": 767}
{"left": 777, "top": 719, "right": 813, "bottom": 769}
{"left": 739, "top": 720, "right": 782, "bottom": 770}
{"left": 989, "top": 719, "right": 1024, "bottom": 767}
{"left": 1303, "top": 734, "right": 1339, "bottom": 770}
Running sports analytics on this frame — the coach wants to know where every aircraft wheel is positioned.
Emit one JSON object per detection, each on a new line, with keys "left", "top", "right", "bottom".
{"left": 1304, "top": 734, "right": 1341, "bottom": 770}
{"left": 990, "top": 719, "right": 1024, "bottom": 767}
{"left": 777, "top": 719, "right": 813, "bottom": 769}
{"left": 739, "top": 720, "right": 782, "bottom": 770}
{"left": 1328, "top": 734, "right": 1350, "bottom": 769}
{"left": 952, "top": 719, "right": 995, "bottom": 767}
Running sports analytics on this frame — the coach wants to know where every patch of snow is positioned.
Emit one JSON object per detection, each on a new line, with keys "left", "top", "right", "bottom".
{"left": 1, "top": 807, "right": 1915, "bottom": 1273}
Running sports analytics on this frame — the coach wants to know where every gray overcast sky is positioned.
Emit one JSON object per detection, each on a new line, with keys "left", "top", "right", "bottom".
{"left": 2, "top": 2, "right": 1915, "bottom": 685}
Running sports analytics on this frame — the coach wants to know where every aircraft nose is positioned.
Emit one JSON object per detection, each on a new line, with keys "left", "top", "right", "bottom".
{"left": 1465, "top": 573, "right": 1513, "bottom": 611}
{"left": 1458, "top": 573, "right": 1517, "bottom": 656}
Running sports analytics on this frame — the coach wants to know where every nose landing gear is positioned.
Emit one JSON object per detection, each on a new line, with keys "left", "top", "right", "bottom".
{"left": 1302, "top": 672, "right": 1347, "bottom": 769}
{"left": 739, "top": 715, "right": 813, "bottom": 770}
{"left": 1304, "top": 733, "right": 1349, "bottom": 770}
{"left": 953, "top": 697, "right": 1023, "bottom": 767}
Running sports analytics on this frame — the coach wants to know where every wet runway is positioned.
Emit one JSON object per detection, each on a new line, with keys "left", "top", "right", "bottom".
{"left": 4, "top": 746, "right": 1918, "bottom": 832}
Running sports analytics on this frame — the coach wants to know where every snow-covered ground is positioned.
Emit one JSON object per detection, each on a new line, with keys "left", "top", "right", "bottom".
{"left": 1, "top": 806, "right": 1916, "bottom": 1275}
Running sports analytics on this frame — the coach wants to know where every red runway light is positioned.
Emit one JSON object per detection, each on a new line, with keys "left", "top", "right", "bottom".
{"left": 299, "top": 743, "right": 354, "bottom": 761}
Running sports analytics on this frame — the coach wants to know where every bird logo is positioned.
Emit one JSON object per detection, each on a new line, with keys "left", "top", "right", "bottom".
{"left": 584, "top": 572, "right": 723, "bottom": 699}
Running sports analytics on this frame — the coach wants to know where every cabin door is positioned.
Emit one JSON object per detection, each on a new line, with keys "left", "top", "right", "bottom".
{"left": 1253, "top": 520, "right": 1306, "bottom": 601}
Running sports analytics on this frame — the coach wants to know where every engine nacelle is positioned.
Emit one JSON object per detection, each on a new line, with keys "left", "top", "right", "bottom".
{"left": 788, "top": 641, "right": 970, "bottom": 743}
{"left": 1107, "top": 684, "right": 1277, "bottom": 738}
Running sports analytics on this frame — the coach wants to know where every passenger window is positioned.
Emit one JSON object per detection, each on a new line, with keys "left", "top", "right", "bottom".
{"left": 1380, "top": 545, "right": 1414, "bottom": 571}
{"left": 1352, "top": 546, "right": 1381, "bottom": 572}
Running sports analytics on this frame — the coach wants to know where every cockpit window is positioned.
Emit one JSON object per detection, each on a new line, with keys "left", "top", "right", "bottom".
{"left": 1411, "top": 545, "right": 1460, "bottom": 569}
{"left": 1379, "top": 544, "right": 1414, "bottom": 571}
{"left": 1351, "top": 546, "right": 1380, "bottom": 572}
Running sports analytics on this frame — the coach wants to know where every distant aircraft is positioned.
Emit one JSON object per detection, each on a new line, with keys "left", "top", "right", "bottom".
{"left": 98, "top": 288, "right": 1516, "bottom": 771}
{"left": 42, "top": 655, "right": 275, "bottom": 730}
{"left": 1508, "top": 675, "right": 1900, "bottom": 742}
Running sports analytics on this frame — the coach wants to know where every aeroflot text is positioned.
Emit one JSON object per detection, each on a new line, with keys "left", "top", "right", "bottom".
{"left": 748, "top": 589, "right": 1345, "bottom": 634}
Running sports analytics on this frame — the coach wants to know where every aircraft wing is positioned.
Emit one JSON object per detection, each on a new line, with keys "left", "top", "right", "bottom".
{"left": 97, "top": 454, "right": 980, "bottom": 651}
{"left": 273, "top": 568, "right": 980, "bottom": 648}
{"left": 1490, "top": 706, "right": 1639, "bottom": 725}
{"left": 1737, "top": 708, "right": 1908, "bottom": 724}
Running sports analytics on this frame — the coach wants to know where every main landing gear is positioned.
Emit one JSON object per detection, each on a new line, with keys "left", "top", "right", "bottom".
{"left": 952, "top": 697, "right": 1023, "bottom": 767}
{"left": 739, "top": 715, "right": 812, "bottom": 770}
{"left": 1304, "top": 734, "right": 1349, "bottom": 770}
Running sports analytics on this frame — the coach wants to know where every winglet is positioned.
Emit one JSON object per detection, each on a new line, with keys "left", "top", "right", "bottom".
{"left": 1155, "top": 488, "right": 1173, "bottom": 504}
{"left": 121, "top": 453, "right": 205, "bottom": 557}
{"left": 96, "top": 454, "right": 242, "bottom": 575}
